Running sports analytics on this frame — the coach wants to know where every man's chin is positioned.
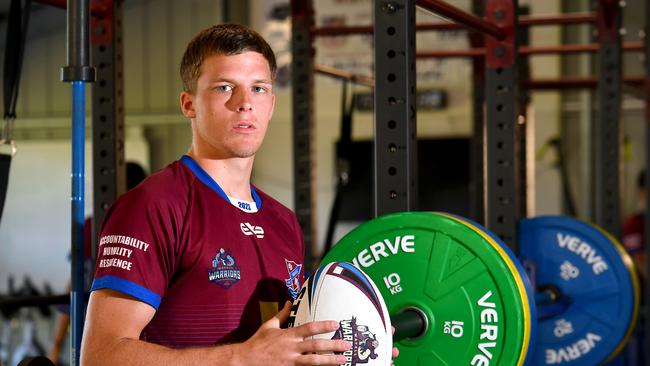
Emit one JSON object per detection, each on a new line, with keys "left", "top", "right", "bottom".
{"left": 230, "top": 148, "right": 257, "bottom": 159}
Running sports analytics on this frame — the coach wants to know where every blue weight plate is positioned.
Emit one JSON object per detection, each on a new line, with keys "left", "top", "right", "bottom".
{"left": 519, "top": 216, "right": 640, "bottom": 366}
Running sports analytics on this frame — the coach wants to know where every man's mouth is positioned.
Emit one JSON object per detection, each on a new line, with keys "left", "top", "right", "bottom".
{"left": 236, "top": 123, "right": 254, "bottom": 129}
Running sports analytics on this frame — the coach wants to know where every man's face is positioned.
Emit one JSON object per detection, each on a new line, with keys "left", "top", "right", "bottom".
{"left": 181, "top": 51, "right": 275, "bottom": 158}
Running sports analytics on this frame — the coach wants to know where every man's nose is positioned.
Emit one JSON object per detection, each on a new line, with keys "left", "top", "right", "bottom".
{"left": 233, "top": 88, "right": 253, "bottom": 112}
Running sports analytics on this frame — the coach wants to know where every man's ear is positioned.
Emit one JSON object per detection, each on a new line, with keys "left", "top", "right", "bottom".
{"left": 180, "top": 91, "right": 196, "bottom": 118}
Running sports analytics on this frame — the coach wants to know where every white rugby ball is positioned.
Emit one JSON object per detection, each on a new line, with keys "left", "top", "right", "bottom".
{"left": 287, "top": 261, "right": 392, "bottom": 365}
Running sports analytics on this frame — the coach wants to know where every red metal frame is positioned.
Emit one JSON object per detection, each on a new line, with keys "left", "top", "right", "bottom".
{"left": 521, "top": 13, "right": 596, "bottom": 26}
{"left": 416, "top": 0, "right": 506, "bottom": 40}
{"left": 521, "top": 42, "right": 642, "bottom": 54}
{"left": 34, "top": 0, "right": 108, "bottom": 18}
{"left": 484, "top": 0, "right": 514, "bottom": 67}
{"left": 312, "top": 13, "right": 596, "bottom": 37}
{"left": 90, "top": 0, "right": 114, "bottom": 45}
{"left": 314, "top": 64, "right": 374, "bottom": 88}
{"left": 416, "top": 41, "right": 643, "bottom": 58}
{"left": 417, "top": 49, "right": 486, "bottom": 58}
{"left": 597, "top": 0, "right": 620, "bottom": 42}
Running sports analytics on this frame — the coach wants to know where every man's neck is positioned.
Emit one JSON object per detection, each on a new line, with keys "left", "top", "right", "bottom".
{"left": 186, "top": 150, "right": 255, "bottom": 201}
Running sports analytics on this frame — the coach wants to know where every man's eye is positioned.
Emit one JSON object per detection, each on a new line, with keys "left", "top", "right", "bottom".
{"left": 216, "top": 85, "right": 233, "bottom": 92}
{"left": 253, "top": 86, "right": 268, "bottom": 93}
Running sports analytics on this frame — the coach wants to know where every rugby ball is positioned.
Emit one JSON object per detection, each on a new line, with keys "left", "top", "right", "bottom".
{"left": 288, "top": 261, "right": 392, "bottom": 365}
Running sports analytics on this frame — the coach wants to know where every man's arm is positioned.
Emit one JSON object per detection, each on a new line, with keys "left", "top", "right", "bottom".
{"left": 81, "top": 289, "right": 351, "bottom": 366}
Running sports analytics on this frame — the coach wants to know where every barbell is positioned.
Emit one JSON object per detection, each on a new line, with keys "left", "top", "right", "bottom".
{"left": 321, "top": 212, "right": 639, "bottom": 365}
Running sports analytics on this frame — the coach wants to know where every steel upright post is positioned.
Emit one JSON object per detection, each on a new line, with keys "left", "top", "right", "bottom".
{"left": 291, "top": 0, "right": 317, "bottom": 270}
{"left": 593, "top": 0, "right": 622, "bottom": 237}
{"left": 373, "top": 0, "right": 418, "bottom": 216}
{"left": 91, "top": 0, "right": 125, "bottom": 264}
{"left": 484, "top": 0, "right": 521, "bottom": 250}
{"left": 470, "top": 0, "right": 486, "bottom": 224}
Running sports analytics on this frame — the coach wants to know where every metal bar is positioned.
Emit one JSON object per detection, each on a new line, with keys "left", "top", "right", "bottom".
{"left": 520, "top": 12, "right": 596, "bottom": 26}
{"left": 522, "top": 77, "right": 644, "bottom": 90}
{"left": 61, "top": 0, "right": 95, "bottom": 82}
{"left": 391, "top": 309, "right": 427, "bottom": 341}
{"left": 484, "top": 0, "right": 520, "bottom": 250}
{"left": 34, "top": 0, "right": 108, "bottom": 17}
{"left": 70, "top": 80, "right": 85, "bottom": 366}
{"left": 308, "top": 71, "right": 645, "bottom": 91}
{"left": 373, "top": 0, "right": 418, "bottom": 216}
{"left": 312, "top": 12, "right": 596, "bottom": 37}
{"left": 469, "top": 0, "right": 485, "bottom": 224}
{"left": 593, "top": 0, "right": 622, "bottom": 237}
{"left": 291, "top": 0, "right": 317, "bottom": 270}
{"left": 416, "top": 41, "right": 643, "bottom": 58}
{"left": 521, "top": 42, "right": 642, "bottom": 54}
{"left": 314, "top": 64, "right": 374, "bottom": 88}
{"left": 417, "top": 49, "right": 486, "bottom": 58}
{"left": 416, "top": 0, "right": 505, "bottom": 39}
{"left": 91, "top": 0, "right": 124, "bottom": 270}
{"left": 60, "top": 0, "right": 96, "bottom": 364}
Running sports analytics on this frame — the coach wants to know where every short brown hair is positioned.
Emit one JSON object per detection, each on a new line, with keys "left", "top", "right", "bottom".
{"left": 180, "top": 23, "right": 277, "bottom": 93}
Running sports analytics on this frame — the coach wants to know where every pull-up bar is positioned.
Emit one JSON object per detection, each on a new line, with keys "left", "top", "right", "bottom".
{"left": 415, "top": 0, "right": 506, "bottom": 40}
{"left": 312, "top": 13, "right": 596, "bottom": 37}
{"left": 314, "top": 64, "right": 374, "bottom": 88}
{"left": 417, "top": 41, "right": 644, "bottom": 58}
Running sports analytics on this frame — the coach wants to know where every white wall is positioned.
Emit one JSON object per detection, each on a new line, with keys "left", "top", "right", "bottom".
{"left": 0, "top": 0, "right": 223, "bottom": 292}
{"left": 0, "top": 132, "right": 149, "bottom": 293}
{"left": 528, "top": 1, "right": 563, "bottom": 216}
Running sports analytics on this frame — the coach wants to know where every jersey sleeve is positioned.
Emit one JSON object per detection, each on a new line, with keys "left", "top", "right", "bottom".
{"left": 91, "top": 187, "right": 184, "bottom": 309}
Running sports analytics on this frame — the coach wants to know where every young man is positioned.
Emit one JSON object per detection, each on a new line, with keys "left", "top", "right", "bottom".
{"left": 80, "top": 24, "right": 352, "bottom": 365}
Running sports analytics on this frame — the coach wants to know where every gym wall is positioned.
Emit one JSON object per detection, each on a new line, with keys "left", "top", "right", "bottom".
{"left": 0, "top": 0, "right": 224, "bottom": 292}
{"left": 251, "top": 0, "right": 564, "bottom": 254}
{"left": 0, "top": 0, "right": 646, "bottom": 291}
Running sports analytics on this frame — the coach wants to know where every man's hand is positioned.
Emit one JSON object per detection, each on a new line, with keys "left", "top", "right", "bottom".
{"left": 234, "top": 302, "right": 351, "bottom": 365}
{"left": 391, "top": 326, "right": 399, "bottom": 365}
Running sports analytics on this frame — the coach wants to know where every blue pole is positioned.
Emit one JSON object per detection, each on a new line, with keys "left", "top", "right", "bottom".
{"left": 62, "top": 0, "right": 94, "bottom": 362}
{"left": 70, "top": 80, "right": 86, "bottom": 365}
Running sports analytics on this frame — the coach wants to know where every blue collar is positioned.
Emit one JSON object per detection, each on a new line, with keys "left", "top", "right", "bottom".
{"left": 180, "top": 155, "right": 262, "bottom": 209}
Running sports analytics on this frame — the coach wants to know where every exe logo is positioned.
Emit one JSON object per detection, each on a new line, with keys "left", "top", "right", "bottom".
{"left": 240, "top": 222, "right": 265, "bottom": 238}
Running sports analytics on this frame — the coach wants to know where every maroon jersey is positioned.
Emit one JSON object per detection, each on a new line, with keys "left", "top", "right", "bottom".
{"left": 91, "top": 155, "right": 305, "bottom": 348}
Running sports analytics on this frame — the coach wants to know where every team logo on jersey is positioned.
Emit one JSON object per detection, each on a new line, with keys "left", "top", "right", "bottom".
{"left": 208, "top": 248, "right": 241, "bottom": 289}
{"left": 331, "top": 317, "right": 380, "bottom": 365}
{"left": 284, "top": 259, "right": 303, "bottom": 299}
{"left": 240, "top": 222, "right": 265, "bottom": 238}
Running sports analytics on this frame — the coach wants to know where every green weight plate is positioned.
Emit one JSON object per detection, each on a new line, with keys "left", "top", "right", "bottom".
{"left": 323, "top": 212, "right": 532, "bottom": 366}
